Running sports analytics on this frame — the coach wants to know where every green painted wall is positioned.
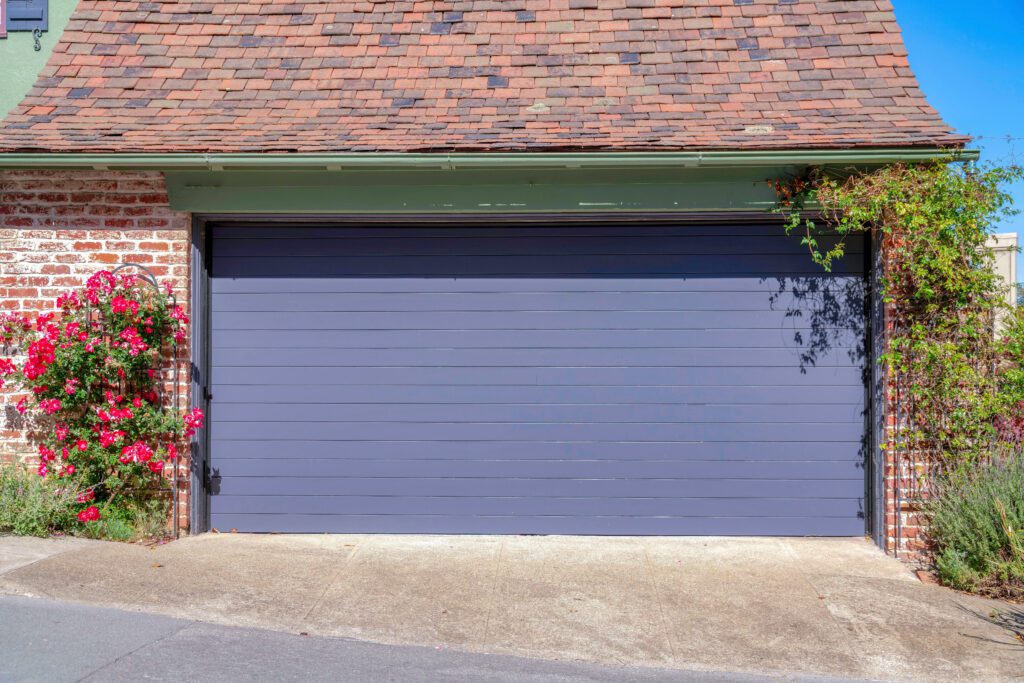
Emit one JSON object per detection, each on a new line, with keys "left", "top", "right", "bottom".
{"left": 0, "top": 0, "right": 78, "bottom": 119}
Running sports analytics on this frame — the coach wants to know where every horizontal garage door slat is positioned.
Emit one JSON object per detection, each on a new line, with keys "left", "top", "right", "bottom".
{"left": 212, "top": 384, "right": 864, "bottom": 405}
{"left": 212, "top": 310, "right": 859, "bottom": 330}
{"left": 216, "top": 477, "right": 860, "bottom": 498}
{"left": 212, "top": 496, "right": 862, "bottom": 518}
{"left": 209, "top": 458, "right": 859, "bottom": 479}
{"left": 207, "top": 515, "right": 866, "bottom": 536}
{"left": 212, "top": 290, "right": 861, "bottom": 313}
{"left": 212, "top": 276, "right": 860, "bottom": 294}
{"left": 211, "top": 348, "right": 858, "bottom": 368}
{"left": 214, "top": 254, "right": 861, "bottom": 278}
{"left": 210, "top": 440, "right": 860, "bottom": 462}
{"left": 209, "top": 224, "right": 866, "bottom": 535}
{"left": 213, "top": 329, "right": 863, "bottom": 351}
{"left": 212, "top": 402, "right": 863, "bottom": 423}
{"left": 212, "top": 366, "right": 862, "bottom": 386}
{"left": 210, "top": 421, "right": 864, "bottom": 442}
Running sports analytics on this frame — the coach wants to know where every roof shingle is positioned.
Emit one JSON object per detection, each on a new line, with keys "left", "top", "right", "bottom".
{"left": 0, "top": 0, "right": 968, "bottom": 153}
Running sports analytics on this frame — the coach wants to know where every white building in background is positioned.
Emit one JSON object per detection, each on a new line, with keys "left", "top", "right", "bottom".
{"left": 989, "top": 232, "right": 1019, "bottom": 308}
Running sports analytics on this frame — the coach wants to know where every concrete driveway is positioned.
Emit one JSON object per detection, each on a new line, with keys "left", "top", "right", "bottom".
{"left": 0, "top": 534, "right": 1020, "bottom": 682}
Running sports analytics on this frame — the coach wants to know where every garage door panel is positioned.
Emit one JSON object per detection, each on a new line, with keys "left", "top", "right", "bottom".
{"left": 212, "top": 347, "right": 861, "bottom": 369}
{"left": 209, "top": 223, "right": 866, "bottom": 535}
{"left": 212, "top": 309, "right": 856, "bottom": 331}
{"left": 213, "top": 254, "right": 862, "bottom": 278}
{"left": 212, "top": 402, "right": 864, "bottom": 423}
{"left": 216, "top": 477, "right": 861, "bottom": 498}
{"left": 211, "top": 365, "right": 863, "bottom": 386}
{"left": 214, "top": 234, "right": 860, "bottom": 258}
{"left": 211, "top": 440, "right": 863, "bottom": 462}
{"left": 211, "top": 275, "right": 861, "bottom": 295}
{"left": 212, "top": 384, "right": 865, "bottom": 406}
{"left": 211, "top": 495, "right": 862, "bottom": 518}
{"left": 212, "top": 289, "right": 866, "bottom": 314}
{"left": 210, "top": 420, "right": 865, "bottom": 442}
{"left": 209, "top": 458, "right": 861, "bottom": 479}
{"left": 209, "top": 514, "right": 866, "bottom": 536}
{"left": 212, "top": 328, "right": 864, "bottom": 350}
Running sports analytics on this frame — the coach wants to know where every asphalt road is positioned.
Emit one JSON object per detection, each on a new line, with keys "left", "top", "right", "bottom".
{"left": 0, "top": 595, "right": 861, "bottom": 683}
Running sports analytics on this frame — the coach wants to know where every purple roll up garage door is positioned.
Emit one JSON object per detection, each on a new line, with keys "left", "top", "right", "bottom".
{"left": 208, "top": 223, "right": 867, "bottom": 535}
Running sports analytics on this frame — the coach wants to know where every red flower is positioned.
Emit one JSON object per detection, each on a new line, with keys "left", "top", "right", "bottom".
{"left": 111, "top": 295, "right": 140, "bottom": 316}
{"left": 148, "top": 460, "right": 164, "bottom": 474}
{"left": 38, "top": 445, "right": 56, "bottom": 462}
{"left": 120, "top": 440, "right": 154, "bottom": 464}
{"left": 76, "top": 490, "right": 95, "bottom": 503}
{"left": 75, "top": 439, "right": 89, "bottom": 452}
{"left": 118, "top": 326, "right": 148, "bottom": 356}
{"left": 86, "top": 270, "right": 116, "bottom": 298}
{"left": 183, "top": 407, "right": 205, "bottom": 438}
{"left": 76, "top": 506, "right": 100, "bottom": 523}
{"left": 15, "top": 397, "right": 28, "bottom": 415}
{"left": 165, "top": 443, "right": 178, "bottom": 460}
{"left": 39, "top": 398, "right": 62, "bottom": 415}
{"left": 56, "top": 291, "right": 81, "bottom": 310}
{"left": 23, "top": 338, "right": 56, "bottom": 379}
{"left": 171, "top": 305, "right": 189, "bottom": 325}
{"left": 34, "top": 313, "right": 55, "bottom": 331}
{"left": 65, "top": 378, "right": 80, "bottom": 395}
{"left": 99, "top": 428, "right": 126, "bottom": 449}
{"left": 55, "top": 423, "right": 69, "bottom": 441}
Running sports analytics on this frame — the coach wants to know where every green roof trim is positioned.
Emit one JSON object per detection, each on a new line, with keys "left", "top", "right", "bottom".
{"left": 0, "top": 148, "right": 980, "bottom": 171}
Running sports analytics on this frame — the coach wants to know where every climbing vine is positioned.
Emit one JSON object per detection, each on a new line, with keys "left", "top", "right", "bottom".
{"left": 773, "top": 161, "right": 1024, "bottom": 474}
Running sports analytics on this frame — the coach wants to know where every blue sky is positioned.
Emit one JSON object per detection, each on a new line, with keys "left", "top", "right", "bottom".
{"left": 894, "top": 0, "right": 1024, "bottom": 248}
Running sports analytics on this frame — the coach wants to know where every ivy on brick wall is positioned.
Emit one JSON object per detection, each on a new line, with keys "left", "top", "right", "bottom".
{"left": 774, "top": 162, "right": 1024, "bottom": 594}
{"left": 774, "top": 161, "right": 1024, "bottom": 472}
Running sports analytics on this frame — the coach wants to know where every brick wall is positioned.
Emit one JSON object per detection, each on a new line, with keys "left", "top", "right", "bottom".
{"left": 0, "top": 170, "right": 192, "bottom": 531}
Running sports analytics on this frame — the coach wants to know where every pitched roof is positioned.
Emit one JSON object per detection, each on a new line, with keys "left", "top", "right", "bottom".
{"left": 0, "top": 0, "right": 967, "bottom": 154}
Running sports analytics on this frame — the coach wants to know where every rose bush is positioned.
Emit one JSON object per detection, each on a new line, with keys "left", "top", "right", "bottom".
{"left": 0, "top": 270, "right": 202, "bottom": 533}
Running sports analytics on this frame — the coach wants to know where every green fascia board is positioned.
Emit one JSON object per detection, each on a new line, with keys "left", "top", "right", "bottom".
{"left": 0, "top": 148, "right": 979, "bottom": 214}
{"left": 166, "top": 167, "right": 787, "bottom": 213}
{"left": 0, "top": 148, "right": 979, "bottom": 171}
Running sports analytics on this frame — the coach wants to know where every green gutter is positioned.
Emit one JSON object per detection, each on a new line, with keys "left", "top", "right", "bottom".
{"left": 0, "top": 148, "right": 979, "bottom": 171}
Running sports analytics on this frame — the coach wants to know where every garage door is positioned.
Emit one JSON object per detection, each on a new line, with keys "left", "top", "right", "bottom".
{"left": 209, "top": 223, "right": 867, "bottom": 535}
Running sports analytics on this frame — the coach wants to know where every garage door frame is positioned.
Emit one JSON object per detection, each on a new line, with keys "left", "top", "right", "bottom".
{"left": 189, "top": 213, "right": 880, "bottom": 540}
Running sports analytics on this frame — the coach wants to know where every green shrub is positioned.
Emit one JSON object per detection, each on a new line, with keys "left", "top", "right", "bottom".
{"left": 929, "top": 455, "right": 1024, "bottom": 598}
{"left": 0, "top": 464, "right": 81, "bottom": 537}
